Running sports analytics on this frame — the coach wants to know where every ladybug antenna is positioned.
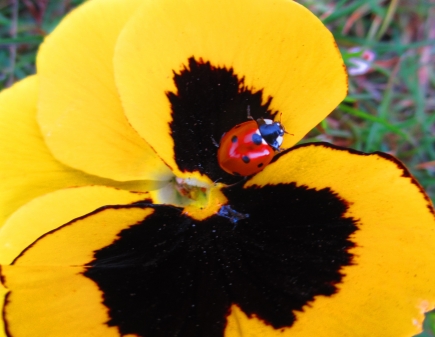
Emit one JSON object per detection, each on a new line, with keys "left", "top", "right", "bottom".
{"left": 222, "top": 176, "right": 248, "bottom": 189}
{"left": 283, "top": 125, "right": 293, "bottom": 136}
{"left": 283, "top": 127, "right": 293, "bottom": 136}
{"left": 277, "top": 113, "right": 293, "bottom": 136}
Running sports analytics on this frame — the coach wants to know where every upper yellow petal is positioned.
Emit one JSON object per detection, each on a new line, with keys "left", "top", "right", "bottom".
{"left": 0, "top": 76, "right": 96, "bottom": 226}
{"left": 37, "top": 0, "right": 172, "bottom": 182}
{"left": 0, "top": 76, "right": 165, "bottom": 227}
{"left": 244, "top": 143, "right": 435, "bottom": 337}
{"left": 115, "top": 0, "right": 347, "bottom": 177}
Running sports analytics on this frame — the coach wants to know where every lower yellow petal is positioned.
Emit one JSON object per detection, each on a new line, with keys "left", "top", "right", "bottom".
{"left": 226, "top": 304, "right": 293, "bottom": 337}
{"left": 0, "top": 186, "right": 151, "bottom": 337}
{"left": 1, "top": 202, "right": 153, "bottom": 337}
{"left": 244, "top": 143, "right": 435, "bottom": 337}
{"left": 37, "top": 0, "right": 172, "bottom": 181}
{"left": 2, "top": 265, "right": 119, "bottom": 337}
{"left": 0, "top": 185, "right": 150, "bottom": 265}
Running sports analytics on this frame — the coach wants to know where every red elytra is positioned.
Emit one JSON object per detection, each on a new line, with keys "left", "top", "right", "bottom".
{"left": 217, "top": 120, "right": 276, "bottom": 176}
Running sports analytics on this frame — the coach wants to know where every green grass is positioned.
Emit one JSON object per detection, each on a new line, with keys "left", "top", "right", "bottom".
{"left": 0, "top": 0, "right": 86, "bottom": 86}
{"left": 0, "top": 0, "right": 434, "bottom": 335}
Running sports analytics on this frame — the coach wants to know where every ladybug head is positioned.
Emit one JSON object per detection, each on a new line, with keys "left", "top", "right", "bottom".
{"left": 257, "top": 118, "right": 285, "bottom": 151}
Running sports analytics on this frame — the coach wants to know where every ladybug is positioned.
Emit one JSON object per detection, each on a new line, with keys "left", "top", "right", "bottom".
{"left": 217, "top": 118, "right": 286, "bottom": 176}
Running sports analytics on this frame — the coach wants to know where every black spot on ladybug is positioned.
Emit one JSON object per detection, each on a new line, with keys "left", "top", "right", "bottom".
{"left": 231, "top": 135, "right": 238, "bottom": 143}
{"left": 242, "top": 156, "right": 250, "bottom": 164}
{"left": 257, "top": 163, "right": 264, "bottom": 168}
{"left": 232, "top": 171, "right": 242, "bottom": 176}
{"left": 252, "top": 133, "right": 262, "bottom": 145}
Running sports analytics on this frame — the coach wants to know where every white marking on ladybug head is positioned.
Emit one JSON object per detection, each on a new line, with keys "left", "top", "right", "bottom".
{"left": 255, "top": 130, "right": 268, "bottom": 145}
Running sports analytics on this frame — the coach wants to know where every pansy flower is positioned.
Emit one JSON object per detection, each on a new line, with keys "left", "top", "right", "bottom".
{"left": 0, "top": 0, "right": 434, "bottom": 336}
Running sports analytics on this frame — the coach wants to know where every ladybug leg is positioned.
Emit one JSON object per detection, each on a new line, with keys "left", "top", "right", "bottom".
{"left": 221, "top": 176, "right": 248, "bottom": 188}
{"left": 256, "top": 117, "right": 266, "bottom": 126}
{"left": 217, "top": 204, "right": 249, "bottom": 226}
{"left": 211, "top": 136, "right": 219, "bottom": 147}
{"left": 247, "top": 105, "right": 254, "bottom": 120}
{"left": 213, "top": 177, "right": 247, "bottom": 187}
{"left": 247, "top": 105, "right": 267, "bottom": 126}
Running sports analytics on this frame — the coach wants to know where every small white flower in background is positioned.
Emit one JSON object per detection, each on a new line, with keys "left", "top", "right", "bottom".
{"left": 347, "top": 47, "right": 376, "bottom": 76}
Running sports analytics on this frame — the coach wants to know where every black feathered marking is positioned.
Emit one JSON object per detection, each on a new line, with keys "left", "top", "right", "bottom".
{"left": 167, "top": 57, "right": 276, "bottom": 184}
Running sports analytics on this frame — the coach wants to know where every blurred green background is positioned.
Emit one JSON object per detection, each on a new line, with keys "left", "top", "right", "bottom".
{"left": 0, "top": 0, "right": 434, "bottom": 335}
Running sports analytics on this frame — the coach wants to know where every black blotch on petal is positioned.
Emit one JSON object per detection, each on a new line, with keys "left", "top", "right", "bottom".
{"left": 167, "top": 57, "right": 276, "bottom": 184}
{"left": 221, "top": 183, "right": 357, "bottom": 328}
{"left": 83, "top": 184, "right": 357, "bottom": 337}
{"left": 85, "top": 207, "right": 230, "bottom": 337}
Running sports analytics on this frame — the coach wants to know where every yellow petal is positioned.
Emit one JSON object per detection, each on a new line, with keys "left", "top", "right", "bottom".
{"left": 242, "top": 143, "right": 435, "bottom": 336}
{"left": 2, "top": 265, "right": 119, "bottom": 337}
{"left": 0, "top": 185, "right": 150, "bottom": 265}
{"left": 115, "top": 0, "right": 347, "bottom": 178}
{"left": 0, "top": 185, "right": 151, "bottom": 337}
{"left": 37, "top": 0, "right": 172, "bottom": 182}
{"left": 2, "top": 209, "right": 152, "bottom": 337}
{"left": 0, "top": 76, "right": 163, "bottom": 227}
